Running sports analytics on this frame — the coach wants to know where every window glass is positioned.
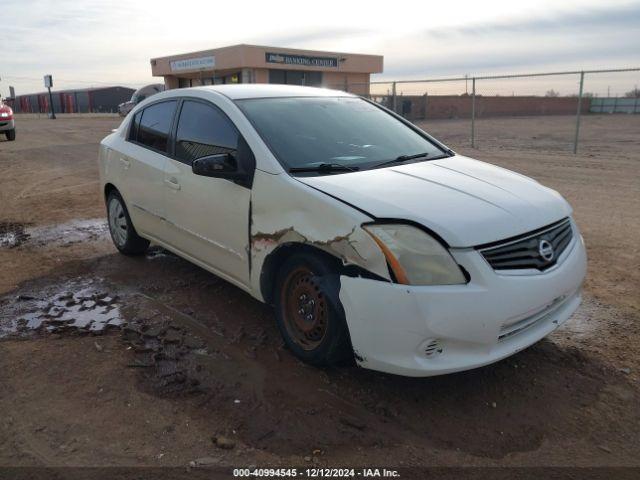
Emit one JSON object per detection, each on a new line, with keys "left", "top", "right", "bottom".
{"left": 268, "top": 70, "right": 286, "bottom": 84}
{"left": 129, "top": 110, "right": 142, "bottom": 141}
{"left": 304, "top": 71, "right": 322, "bottom": 86}
{"left": 175, "top": 100, "right": 239, "bottom": 164}
{"left": 136, "top": 101, "right": 177, "bottom": 152}
{"left": 268, "top": 70, "right": 322, "bottom": 86}
{"left": 237, "top": 97, "right": 445, "bottom": 172}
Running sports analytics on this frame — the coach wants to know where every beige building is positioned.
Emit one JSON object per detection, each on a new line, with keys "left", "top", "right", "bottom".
{"left": 150, "top": 44, "right": 383, "bottom": 95}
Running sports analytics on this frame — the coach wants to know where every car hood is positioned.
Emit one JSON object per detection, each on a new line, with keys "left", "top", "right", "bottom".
{"left": 296, "top": 155, "right": 572, "bottom": 247}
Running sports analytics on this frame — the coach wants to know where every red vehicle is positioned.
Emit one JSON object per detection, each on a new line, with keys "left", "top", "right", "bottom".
{"left": 0, "top": 101, "right": 16, "bottom": 141}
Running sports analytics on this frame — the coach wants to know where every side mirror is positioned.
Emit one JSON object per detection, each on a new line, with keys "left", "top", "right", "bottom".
{"left": 192, "top": 153, "right": 245, "bottom": 180}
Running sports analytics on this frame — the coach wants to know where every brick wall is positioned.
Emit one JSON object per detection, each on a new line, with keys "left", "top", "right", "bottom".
{"left": 392, "top": 95, "right": 591, "bottom": 120}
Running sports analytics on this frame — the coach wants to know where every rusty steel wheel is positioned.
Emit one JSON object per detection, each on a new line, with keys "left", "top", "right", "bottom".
{"left": 274, "top": 252, "right": 353, "bottom": 366}
{"left": 280, "top": 266, "right": 328, "bottom": 351}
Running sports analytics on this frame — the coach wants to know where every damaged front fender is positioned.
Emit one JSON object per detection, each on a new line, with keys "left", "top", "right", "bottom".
{"left": 249, "top": 170, "right": 390, "bottom": 302}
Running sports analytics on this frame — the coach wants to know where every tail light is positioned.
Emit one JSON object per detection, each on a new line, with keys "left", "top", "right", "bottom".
{"left": 0, "top": 106, "right": 13, "bottom": 120}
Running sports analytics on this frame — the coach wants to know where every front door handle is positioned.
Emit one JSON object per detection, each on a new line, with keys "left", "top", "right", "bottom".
{"left": 119, "top": 157, "right": 131, "bottom": 169}
{"left": 165, "top": 177, "right": 181, "bottom": 191}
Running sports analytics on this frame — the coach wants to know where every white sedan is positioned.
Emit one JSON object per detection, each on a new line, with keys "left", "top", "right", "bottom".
{"left": 98, "top": 85, "right": 586, "bottom": 377}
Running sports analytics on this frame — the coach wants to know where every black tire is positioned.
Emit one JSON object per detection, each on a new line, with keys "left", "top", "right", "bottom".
{"left": 6, "top": 129, "right": 15, "bottom": 141}
{"left": 274, "top": 252, "right": 353, "bottom": 366}
{"left": 106, "top": 190, "right": 149, "bottom": 255}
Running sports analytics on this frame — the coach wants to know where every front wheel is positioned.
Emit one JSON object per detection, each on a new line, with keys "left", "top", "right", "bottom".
{"left": 274, "top": 253, "right": 353, "bottom": 366}
{"left": 5, "top": 129, "right": 15, "bottom": 141}
{"left": 106, "top": 191, "right": 149, "bottom": 255}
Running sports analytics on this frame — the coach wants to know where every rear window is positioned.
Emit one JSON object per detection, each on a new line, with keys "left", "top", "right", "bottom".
{"left": 130, "top": 101, "right": 177, "bottom": 153}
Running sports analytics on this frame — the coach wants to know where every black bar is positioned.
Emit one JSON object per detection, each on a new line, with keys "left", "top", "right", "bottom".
{"left": 47, "top": 86, "right": 56, "bottom": 119}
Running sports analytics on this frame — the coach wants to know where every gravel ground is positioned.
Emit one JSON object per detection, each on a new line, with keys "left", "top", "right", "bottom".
{"left": 0, "top": 114, "right": 638, "bottom": 473}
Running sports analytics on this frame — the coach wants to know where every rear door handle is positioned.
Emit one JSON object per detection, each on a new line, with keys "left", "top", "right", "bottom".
{"left": 165, "top": 177, "right": 181, "bottom": 190}
{"left": 119, "top": 157, "right": 131, "bottom": 169}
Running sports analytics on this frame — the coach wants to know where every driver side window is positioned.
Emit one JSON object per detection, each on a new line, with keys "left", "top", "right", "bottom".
{"left": 175, "top": 100, "right": 239, "bottom": 165}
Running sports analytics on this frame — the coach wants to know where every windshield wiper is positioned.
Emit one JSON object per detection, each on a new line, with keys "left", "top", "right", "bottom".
{"left": 289, "top": 163, "right": 359, "bottom": 173}
{"left": 373, "top": 152, "right": 431, "bottom": 169}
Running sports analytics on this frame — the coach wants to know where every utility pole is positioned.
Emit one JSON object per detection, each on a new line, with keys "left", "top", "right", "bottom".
{"left": 44, "top": 74, "right": 56, "bottom": 119}
{"left": 573, "top": 71, "right": 585, "bottom": 154}
{"left": 392, "top": 82, "right": 397, "bottom": 113}
{"left": 471, "top": 77, "right": 476, "bottom": 148}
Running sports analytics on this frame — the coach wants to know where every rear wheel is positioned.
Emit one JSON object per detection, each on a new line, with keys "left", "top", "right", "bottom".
{"left": 106, "top": 190, "right": 149, "bottom": 255}
{"left": 5, "top": 129, "right": 15, "bottom": 141}
{"left": 274, "top": 253, "right": 352, "bottom": 366}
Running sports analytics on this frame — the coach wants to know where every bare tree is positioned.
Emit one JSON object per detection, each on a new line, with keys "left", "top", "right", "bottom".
{"left": 545, "top": 89, "right": 560, "bottom": 97}
{"left": 624, "top": 87, "right": 640, "bottom": 98}
{"left": 566, "top": 92, "right": 595, "bottom": 98}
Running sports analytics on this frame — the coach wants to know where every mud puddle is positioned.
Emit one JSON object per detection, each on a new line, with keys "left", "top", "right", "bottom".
{"left": 0, "top": 278, "right": 124, "bottom": 337}
{"left": 0, "top": 221, "right": 31, "bottom": 248}
{"left": 0, "top": 218, "right": 108, "bottom": 250}
{"left": 28, "top": 218, "right": 109, "bottom": 247}
{"left": 0, "top": 275, "right": 244, "bottom": 399}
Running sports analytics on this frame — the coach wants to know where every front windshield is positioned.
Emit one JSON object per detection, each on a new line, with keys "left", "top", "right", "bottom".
{"left": 236, "top": 97, "right": 447, "bottom": 173}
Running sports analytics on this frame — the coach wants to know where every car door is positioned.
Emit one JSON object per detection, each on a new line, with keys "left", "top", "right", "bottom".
{"left": 162, "top": 98, "right": 253, "bottom": 288}
{"left": 120, "top": 100, "right": 177, "bottom": 238}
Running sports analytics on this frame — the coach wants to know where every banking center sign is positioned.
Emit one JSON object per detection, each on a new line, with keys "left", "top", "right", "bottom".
{"left": 266, "top": 52, "right": 338, "bottom": 68}
{"left": 170, "top": 56, "right": 216, "bottom": 72}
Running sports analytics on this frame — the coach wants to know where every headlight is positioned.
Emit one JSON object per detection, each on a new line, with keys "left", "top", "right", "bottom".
{"left": 363, "top": 223, "right": 466, "bottom": 285}
{"left": 0, "top": 112, "right": 8, "bottom": 118}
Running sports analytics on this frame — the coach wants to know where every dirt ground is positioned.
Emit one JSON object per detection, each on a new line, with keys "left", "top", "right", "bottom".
{"left": 0, "top": 115, "right": 639, "bottom": 474}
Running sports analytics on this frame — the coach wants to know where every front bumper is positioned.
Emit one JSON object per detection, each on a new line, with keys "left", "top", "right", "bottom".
{"left": 0, "top": 119, "right": 15, "bottom": 131}
{"left": 339, "top": 224, "right": 587, "bottom": 377}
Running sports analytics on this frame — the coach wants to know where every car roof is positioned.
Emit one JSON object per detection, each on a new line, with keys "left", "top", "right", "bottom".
{"left": 176, "top": 84, "right": 356, "bottom": 100}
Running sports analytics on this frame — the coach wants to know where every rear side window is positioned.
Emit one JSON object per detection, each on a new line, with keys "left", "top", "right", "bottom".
{"left": 133, "top": 100, "right": 177, "bottom": 153}
{"left": 175, "top": 100, "right": 239, "bottom": 164}
{"left": 129, "top": 110, "right": 142, "bottom": 140}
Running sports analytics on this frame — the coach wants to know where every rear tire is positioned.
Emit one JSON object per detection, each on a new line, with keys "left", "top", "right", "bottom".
{"left": 106, "top": 190, "right": 149, "bottom": 255}
{"left": 274, "top": 252, "right": 352, "bottom": 366}
{"left": 6, "top": 129, "right": 15, "bottom": 141}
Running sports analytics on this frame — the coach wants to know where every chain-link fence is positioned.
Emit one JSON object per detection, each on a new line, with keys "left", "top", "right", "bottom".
{"left": 330, "top": 68, "right": 640, "bottom": 154}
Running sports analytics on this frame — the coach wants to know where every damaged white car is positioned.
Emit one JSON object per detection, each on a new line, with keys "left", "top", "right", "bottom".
{"left": 98, "top": 85, "right": 587, "bottom": 377}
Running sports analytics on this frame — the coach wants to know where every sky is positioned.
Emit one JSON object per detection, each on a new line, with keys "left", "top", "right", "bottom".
{"left": 1, "top": 0, "right": 639, "bottom": 98}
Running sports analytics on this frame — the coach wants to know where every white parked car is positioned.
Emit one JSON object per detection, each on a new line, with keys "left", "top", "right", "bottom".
{"left": 98, "top": 85, "right": 587, "bottom": 377}
{"left": 118, "top": 83, "right": 165, "bottom": 117}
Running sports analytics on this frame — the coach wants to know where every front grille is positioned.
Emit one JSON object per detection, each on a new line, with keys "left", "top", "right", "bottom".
{"left": 478, "top": 218, "right": 573, "bottom": 271}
